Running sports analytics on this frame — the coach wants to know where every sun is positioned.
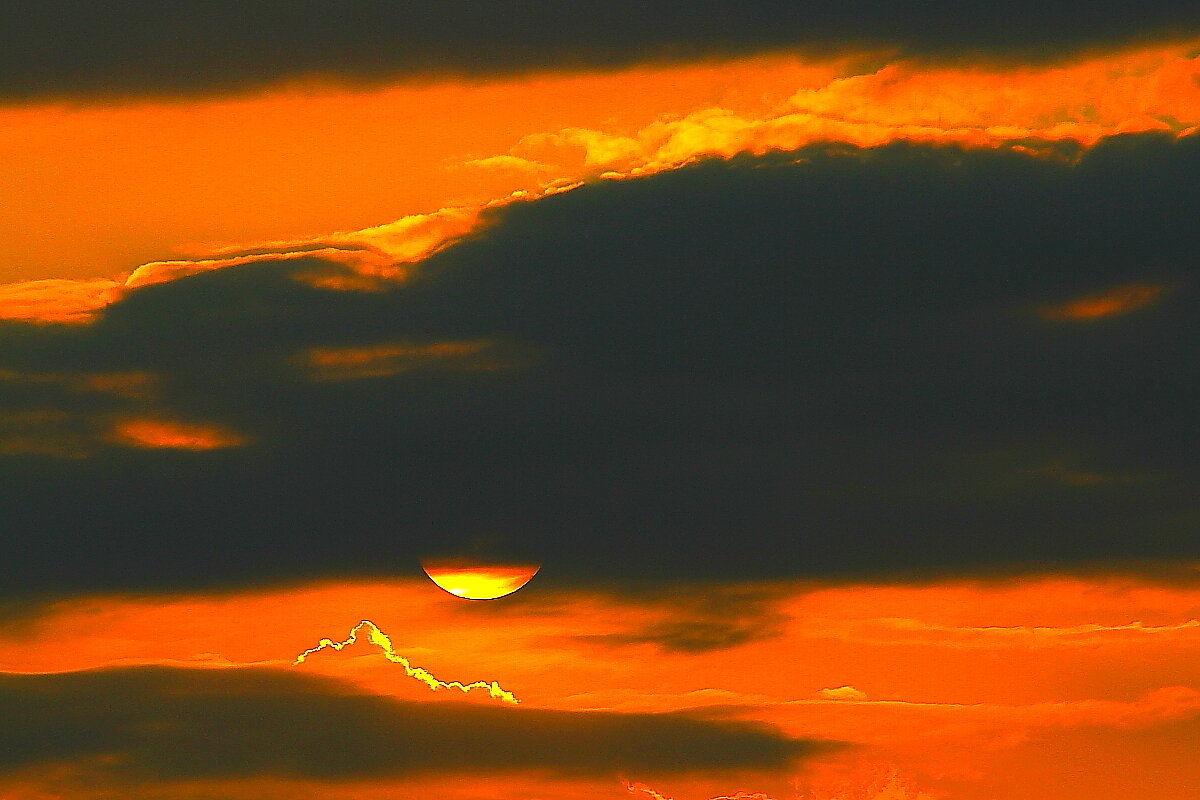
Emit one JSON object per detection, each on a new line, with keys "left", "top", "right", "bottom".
{"left": 420, "top": 559, "right": 541, "bottom": 600}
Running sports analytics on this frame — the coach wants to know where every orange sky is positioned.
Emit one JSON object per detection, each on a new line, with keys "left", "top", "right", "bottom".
{"left": 0, "top": 54, "right": 833, "bottom": 283}
{"left": 2, "top": 570, "right": 1197, "bottom": 800}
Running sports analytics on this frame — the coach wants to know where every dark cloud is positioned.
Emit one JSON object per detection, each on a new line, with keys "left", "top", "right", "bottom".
{"left": 2, "top": 2, "right": 1199, "bottom": 101}
{"left": 2, "top": 133, "right": 1200, "bottom": 603}
{"left": 0, "top": 666, "right": 823, "bottom": 781}
{"left": 575, "top": 586, "right": 789, "bottom": 653}
{"left": 585, "top": 619, "right": 778, "bottom": 655}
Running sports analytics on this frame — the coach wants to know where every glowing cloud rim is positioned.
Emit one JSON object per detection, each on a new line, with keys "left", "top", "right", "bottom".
{"left": 293, "top": 619, "right": 519, "bottom": 704}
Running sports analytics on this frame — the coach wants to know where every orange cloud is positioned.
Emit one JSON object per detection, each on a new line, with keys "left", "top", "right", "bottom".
{"left": 0, "top": 368, "right": 158, "bottom": 399}
{"left": 0, "top": 374, "right": 156, "bottom": 456}
{"left": 850, "top": 617, "right": 1200, "bottom": 649}
{"left": 78, "top": 371, "right": 158, "bottom": 399}
{"left": 503, "top": 43, "right": 1200, "bottom": 179}
{"left": 122, "top": 246, "right": 397, "bottom": 288}
{"left": 0, "top": 373, "right": 238, "bottom": 458}
{"left": 109, "top": 417, "right": 246, "bottom": 450}
{"left": 780, "top": 685, "right": 1200, "bottom": 732}
{"left": 626, "top": 764, "right": 940, "bottom": 800}
{"left": 11, "top": 205, "right": 485, "bottom": 316}
{"left": 303, "top": 340, "right": 512, "bottom": 381}
{"left": 0, "top": 277, "right": 124, "bottom": 324}
{"left": 144, "top": 206, "right": 485, "bottom": 289}
{"left": 1039, "top": 283, "right": 1167, "bottom": 321}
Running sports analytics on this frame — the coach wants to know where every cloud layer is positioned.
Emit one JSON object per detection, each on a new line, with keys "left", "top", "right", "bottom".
{"left": 0, "top": 666, "right": 820, "bottom": 782}
{"left": 1, "top": 133, "right": 1198, "bottom": 599}
{"left": 3, "top": 2, "right": 1199, "bottom": 101}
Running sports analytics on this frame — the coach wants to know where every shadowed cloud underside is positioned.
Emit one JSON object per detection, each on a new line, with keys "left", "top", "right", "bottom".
{"left": 1, "top": 133, "right": 1199, "bottom": 598}
{"left": 0, "top": 666, "right": 825, "bottom": 780}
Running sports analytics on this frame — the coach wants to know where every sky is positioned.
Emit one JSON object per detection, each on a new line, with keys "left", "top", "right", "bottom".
{"left": 1, "top": 3, "right": 1199, "bottom": 799}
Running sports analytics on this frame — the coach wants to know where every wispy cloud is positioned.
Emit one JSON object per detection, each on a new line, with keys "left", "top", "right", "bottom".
{"left": 1039, "top": 283, "right": 1167, "bottom": 321}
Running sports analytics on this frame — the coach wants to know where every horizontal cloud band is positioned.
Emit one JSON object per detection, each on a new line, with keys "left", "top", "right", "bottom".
{"left": 1, "top": 133, "right": 1199, "bottom": 599}
{"left": 3, "top": 2, "right": 1200, "bottom": 100}
{"left": 0, "top": 666, "right": 825, "bottom": 780}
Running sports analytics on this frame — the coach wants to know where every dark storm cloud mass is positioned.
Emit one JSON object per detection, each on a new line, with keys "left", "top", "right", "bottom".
{"left": 0, "top": 666, "right": 819, "bottom": 780}
{"left": 2, "top": 132, "right": 1200, "bottom": 602}
{"left": 3, "top": 1, "right": 1200, "bottom": 101}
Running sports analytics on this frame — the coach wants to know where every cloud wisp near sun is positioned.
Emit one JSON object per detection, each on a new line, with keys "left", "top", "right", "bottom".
{"left": 1, "top": 5, "right": 1199, "bottom": 800}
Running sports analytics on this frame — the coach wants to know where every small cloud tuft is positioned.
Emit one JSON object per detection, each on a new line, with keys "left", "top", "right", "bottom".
{"left": 1039, "top": 283, "right": 1166, "bottom": 322}
{"left": 109, "top": 418, "right": 247, "bottom": 450}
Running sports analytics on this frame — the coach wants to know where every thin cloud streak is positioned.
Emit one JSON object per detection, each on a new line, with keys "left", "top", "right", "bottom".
{"left": 1039, "top": 283, "right": 1167, "bottom": 321}
{"left": 108, "top": 418, "right": 247, "bottom": 450}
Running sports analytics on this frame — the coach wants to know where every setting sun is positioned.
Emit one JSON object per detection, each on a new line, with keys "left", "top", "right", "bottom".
{"left": 420, "top": 561, "right": 542, "bottom": 600}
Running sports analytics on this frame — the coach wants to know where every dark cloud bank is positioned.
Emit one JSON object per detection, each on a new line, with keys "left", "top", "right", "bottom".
{"left": 2, "top": 133, "right": 1200, "bottom": 603}
{"left": 0, "top": 666, "right": 818, "bottom": 781}
{"left": 3, "top": 1, "right": 1199, "bottom": 101}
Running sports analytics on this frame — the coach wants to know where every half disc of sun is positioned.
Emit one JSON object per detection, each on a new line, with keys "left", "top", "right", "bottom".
{"left": 420, "top": 558, "right": 540, "bottom": 600}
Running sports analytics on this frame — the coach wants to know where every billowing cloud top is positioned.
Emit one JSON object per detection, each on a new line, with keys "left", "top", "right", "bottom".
{"left": 3, "top": 1, "right": 1200, "bottom": 100}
